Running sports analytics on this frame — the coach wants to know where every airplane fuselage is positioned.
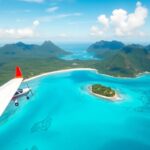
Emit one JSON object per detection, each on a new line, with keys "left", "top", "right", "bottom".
{"left": 12, "top": 88, "right": 31, "bottom": 100}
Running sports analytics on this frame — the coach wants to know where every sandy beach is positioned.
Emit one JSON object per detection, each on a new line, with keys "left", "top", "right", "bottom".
{"left": 87, "top": 86, "right": 121, "bottom": 101}
{"left": 24, "top": 67, "right": 150, "bottom": 83}
{"left": 24, "top": 68, "right": 97, "bottom": 82}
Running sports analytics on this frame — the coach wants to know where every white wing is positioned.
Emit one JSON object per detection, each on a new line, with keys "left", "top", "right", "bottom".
{"left": 0, "top": 78, "right": 23, "bottom": 116}
{"left": 0, "top": 66, "right": 23, "bottom": 116}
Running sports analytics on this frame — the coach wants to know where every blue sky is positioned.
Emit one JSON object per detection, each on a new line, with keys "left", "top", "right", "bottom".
{"left": 0, "top": 0, "right": 150, "bottom": 43}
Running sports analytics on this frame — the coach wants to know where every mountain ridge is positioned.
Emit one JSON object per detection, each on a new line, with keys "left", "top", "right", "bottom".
{"left": 87, "top": 40, "right": 150, "bottom": 76}
{"left": 0, "top": 40, "right": 150, "bottom": 85}
{"left": 0, "top": 41, "right": 70, "bottom": 58}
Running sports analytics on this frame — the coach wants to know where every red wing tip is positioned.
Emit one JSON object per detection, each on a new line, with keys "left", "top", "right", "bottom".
{"left": 16, "top": 66, "right": 23, "bottom": 78}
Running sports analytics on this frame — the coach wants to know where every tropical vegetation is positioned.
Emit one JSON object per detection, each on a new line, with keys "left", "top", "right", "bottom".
{"left": 91, "top": 84, "right": 116, "bottom": 97}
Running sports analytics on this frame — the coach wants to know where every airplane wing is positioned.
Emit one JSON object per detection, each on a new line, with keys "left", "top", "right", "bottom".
{"left": 0, "top": 66, "right": 23, "bottom": 116}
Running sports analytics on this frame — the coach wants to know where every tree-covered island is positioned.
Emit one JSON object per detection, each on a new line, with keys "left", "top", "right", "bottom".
{"left": 92, "top": 84, "right": 115, "bottom": 97}
{"left": 89, "top": 84, "right": 120, "bottom": 101}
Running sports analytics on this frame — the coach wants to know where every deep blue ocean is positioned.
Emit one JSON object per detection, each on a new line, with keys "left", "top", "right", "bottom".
{"left": 0, "top": 69, "right": 150, "bottom": 150}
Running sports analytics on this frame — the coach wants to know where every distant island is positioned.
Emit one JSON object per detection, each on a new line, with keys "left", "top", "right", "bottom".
{"left": 0, "top": 40, "right": 150, "bottom": 85}
{"left": 87, "top": 40, "right": 150, "bottom": 77}
{"left": 88, "top": 84, "right": 120, "bottom": 101}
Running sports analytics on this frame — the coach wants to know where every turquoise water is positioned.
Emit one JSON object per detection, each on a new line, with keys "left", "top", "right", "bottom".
{"left": 0, "top": 70, "right": 150, "bottom": 150}
{"left": 57, "top": 43, "right": 97, "bottom": 60}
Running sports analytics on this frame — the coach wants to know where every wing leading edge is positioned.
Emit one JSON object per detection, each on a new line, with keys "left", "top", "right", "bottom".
{"left": 0, "top": 66, "right": 23, "bottom": 116}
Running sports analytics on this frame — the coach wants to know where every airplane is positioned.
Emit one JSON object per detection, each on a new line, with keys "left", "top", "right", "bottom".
{"left": 0, "top": 66, "right": 32, "bottom": 116}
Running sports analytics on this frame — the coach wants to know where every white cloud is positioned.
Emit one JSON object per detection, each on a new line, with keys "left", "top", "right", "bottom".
{"left": 91, "top": 1, "right": 148, "bottom": 38}
{"left": 111, "top": 2, "right": 148, "bottom": 36}
{"left": 0, "top": 20, "right": 40, "bottom": 39}
{"left": 90, "top": 25, "right": 104, "bottom": 37}
{"left": 33, "top": 20, "right": 40, "bottom": 26}
{"left": 46, "top": 6, "right": 59, "bottom": 13}
{"left": 39, "top": 12, "right": 82, "bottom": 22}
{"left": 98, "top": 14, "right": 109, "bottom": 28}
{"left": 20, "top": 0, "right": 44, "bottom": 3}
{"left": 56, "top": 12, "right": 82, "bottom": 18}
{"left": 0, "top": 28, "right": 34, "bottom": 39}
{"left": 17, "top": 28, "right": 34, "bottom": 38}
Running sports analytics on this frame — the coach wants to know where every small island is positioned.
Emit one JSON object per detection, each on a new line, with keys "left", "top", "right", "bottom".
{"left": 88, "top": 84, "right": 120, "bottom": 101}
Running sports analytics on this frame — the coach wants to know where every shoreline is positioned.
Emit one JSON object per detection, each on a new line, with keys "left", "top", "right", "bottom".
{"left": 24, "top": 68, "right": 97, "bottom": 82}
{"left": 24, "top": 67, "right": 150, "bottom": 83}
{"left": 87, "top": 86, "right": 121, "bottom": 101}
{"left": 97, "top": 71, "right": 150, "bottom": 80}
{"left": 136, "top": 71, "right": 150, "bottom": 78}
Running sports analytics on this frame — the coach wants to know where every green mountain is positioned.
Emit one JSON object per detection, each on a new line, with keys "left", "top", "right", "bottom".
{"left": 0, "top": 40, "right": 150, "bottom": 85}
{"left": 87, "top": 40, "right": 125, "bottom": 58}
{"left": 0, "top": 41, "right": 70, "bottom": 58}
{"left": 87, "top": 42, "right": 150, "bottom": 76}
{"left": 146, "top": 45, "right": 150, "bottom": 51}
{"left": 0, "top": 41, "right": 72, "bottom": 84}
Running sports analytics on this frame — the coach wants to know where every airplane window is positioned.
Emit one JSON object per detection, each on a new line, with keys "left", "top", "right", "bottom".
{"left": 15, "top": 92, "right": 19, "bottom": 95}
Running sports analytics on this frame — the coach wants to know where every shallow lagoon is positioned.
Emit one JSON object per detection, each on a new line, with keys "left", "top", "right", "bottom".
{"left": 0, "top": 70, "right": 150, "bottom": 150}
